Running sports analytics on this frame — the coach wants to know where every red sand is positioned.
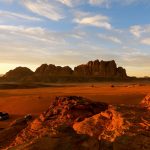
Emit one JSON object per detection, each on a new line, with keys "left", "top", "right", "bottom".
{"left": 0, "top": 83, "right": 150, "bottom": 128}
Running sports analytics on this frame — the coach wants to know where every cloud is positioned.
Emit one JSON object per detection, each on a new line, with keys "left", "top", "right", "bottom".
{"left": 130, "top": 25, "right": 150, "bottom": 45}
{"left": 88, "top": 0, "right": 149, "bottom": 7}
{"left": 130, "top": 24, "right": 150, "bottom": 36}
{"left": 98, "top": 34, "right": 122, "bottom": 44}
{"left": 141, "top": 38, "right": 150, "bottom": 45}
{"left": 0, "top": 24, "right": 149, "bottom": 76}
{"left": 130, "top": 25, "right": 142, "bottom": 37}
{"left": 57, "top": 0, "right": 73, "bottom": 7}
{"left": 22, "top": 0, "right": 64, "bottom": 21}
{"left": 73, "top": 13, "right": 112, "bottom": 30}
{"left": 0, "top": 25, "right": 67, "bottom": 45}
{"left": 0, "top": 10, "right": 42, "bottom": 21}
{"left": 57, "top": 0, "right": 88, "bottom": 7}
{"left": 0, "top": 0, "right": 14, "bottom": 3}
{"left": 0, "top": 25, "right": 80, "bottom": 70}
{"left": 89, "top": 0, "right": 110, "bottom": 7}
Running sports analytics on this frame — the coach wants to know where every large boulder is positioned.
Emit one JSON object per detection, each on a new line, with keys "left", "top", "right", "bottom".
{"left": 73, "top": 106, "right": 126, "bottom": 142}
{"left": 39, "top": 96, "right": 108, "bottom": 125}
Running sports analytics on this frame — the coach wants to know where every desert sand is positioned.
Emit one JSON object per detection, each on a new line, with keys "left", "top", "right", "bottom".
{"left": 0, "top": 82, "right": 150, "bottom": 129}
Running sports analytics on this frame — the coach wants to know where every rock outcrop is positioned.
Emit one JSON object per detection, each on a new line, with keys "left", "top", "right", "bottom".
{"left": 2, "top": 67, "right": 33, "bottom": 81}
{"left": 9, "top": 96, "right": 108, "bottom": 147}
{"left": 0, "top": 115, "right": 32, "bottom": 148}
{"left": 74, "top": 60, "right": 127, "bottom": 78}
{"left": 1, "top": 96, "right": 150, "bottom": 150}
{"left": 0, "top": 60, "right": 128, "bottom": 82}
{"left": 140, "top": 94, "right": 150, "bottom": 110}
{"left": 35, "top": 64, "right": 73, "bottom": 76}
{"left": 8, "top": 128, "right": 100, "bottom": 150}
{"left": 73, "top": 106, "right": 126, "bottom": 142}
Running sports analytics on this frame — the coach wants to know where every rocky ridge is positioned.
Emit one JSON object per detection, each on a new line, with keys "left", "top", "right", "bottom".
{"left": 0, "top": 95, "right": 149, "bottom": 149}
{"left": 0, "top": 60, "right": 128, "bottom": 82}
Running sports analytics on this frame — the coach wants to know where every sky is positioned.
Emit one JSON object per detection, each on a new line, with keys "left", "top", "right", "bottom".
{"left": 0, "top": 0, "right": 150, "bottom": 77}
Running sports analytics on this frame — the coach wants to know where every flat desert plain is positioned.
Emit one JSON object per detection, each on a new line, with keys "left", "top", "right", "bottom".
{"left": 0, "top": 83, "right": 150, "bottom": 129}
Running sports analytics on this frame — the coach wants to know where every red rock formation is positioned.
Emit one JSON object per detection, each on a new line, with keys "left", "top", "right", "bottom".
{"left": 1, "top": 60, "right": 127, "bottom": 82}
{"left": 140, "top": 94, "right": 150, "bottom": 110}
{"left": 73, "top": 106, "right": 126, "bottom": 142}
{"left": 3, "top": 67, "right": 33, "bottom": 81}
{"left": 9, "top": 96, "right": 108, "bottom": 147}
{"left": 35, "top": 64, "right": 73, "bottom": 76}
{"left": 74, "top": 60, "right": 127, "bottom": 78}
{"left": 2, "top": 96, "right": 150, "bottom": 150}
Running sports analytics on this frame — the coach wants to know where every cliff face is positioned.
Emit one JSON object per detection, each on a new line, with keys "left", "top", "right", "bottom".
{"left": 1, "top": 60, "right": 128, "bottom": 82}
{"left": 74, "top": 60, "right": 127, "bottom": 78}
{"left": 35, "top": 64, "right": 73, "bottom": 76}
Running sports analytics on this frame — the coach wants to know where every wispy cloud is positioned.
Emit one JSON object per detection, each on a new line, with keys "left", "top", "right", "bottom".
{"left": 141, "top": 38, "right": 150, "bottom": 45}
{"left": 57, "top": 0, "right": 73, "bottom": 7}
{"left": 0, "top": 0, "right": 14, "bottom": 3}
{"left": 22, "top": 0, "right": 64, "bottom": 21}
{"left": 73, "top": 12, "right": 112, "bottom": 30}
{"left": 98, "top": 34, "right": 122, "bottom": 44}
{"left": 88, "top": 0, "right": 149, "bottom": 7}
{"left": 0, "top": 25, "right": 67, "bottom": 45}
{"left": 0, "top": 0, "right": 150, "bottom": 76}
{"left": 130, "top": 25, "right": 150, "bottom": 37}
{"left": 0, "top": 10, "right": 42, "bottom": 21}
{"left": 130, "top": 25, "right": 142, "bottom": 37}
{"left": 130, "top": 25, "right": 150, "bottom": 45}
{"left": 89, "top": 0, "right": 110, "bottom": 7}
{"left": 56, "top": 0, "right": 147, "bottom": 8}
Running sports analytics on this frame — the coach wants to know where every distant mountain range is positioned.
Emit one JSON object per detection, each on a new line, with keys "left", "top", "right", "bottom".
{"left": 0, "top": 60, "right": 129, "bottom": 82}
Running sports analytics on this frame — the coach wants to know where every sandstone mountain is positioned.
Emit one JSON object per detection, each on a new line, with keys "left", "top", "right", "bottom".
{"left": 74, "top": 60, "right": 127, "bottom": 78}
{"left": 0, "top": 60, "right": 128, "bottom": 82}
{"left": 2, "top": 67, "right": 33, "bottom": 81}
{"left": 35, "top": 64, "right": 73, "bottom": 76}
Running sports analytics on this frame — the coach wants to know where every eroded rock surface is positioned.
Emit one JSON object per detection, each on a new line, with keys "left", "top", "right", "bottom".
{"left": 74, "top": 60, "right": 127, "bottom": 78}
{"left": 2, "top": 96, "right": 150, "bottom": 150}
{"left": 0, "top": 115, "right": 32, "bottom": 148}
{"left": 35, "top": 64, "right": 73, "bottom": 76}
{"left": 73, "top": 106, "right": 126, "bottom": 142}
{"left": 140, "top": 94, "right": 150, "bottom": 110}
{"left": 8, "top": 96, "right": 108, "bottom": 148}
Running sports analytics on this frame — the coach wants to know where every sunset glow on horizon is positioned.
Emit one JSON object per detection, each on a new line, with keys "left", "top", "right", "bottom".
{"left": 0, "top": 0, "right": 150, "bottom": 77}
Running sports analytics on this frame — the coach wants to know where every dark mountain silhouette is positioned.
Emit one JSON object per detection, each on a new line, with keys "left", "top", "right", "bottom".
{"left": 0, "top": 60, "right": 128, "bottom": 82}
{"left": 2, "top": 67, "right": 33, "bottom": 81}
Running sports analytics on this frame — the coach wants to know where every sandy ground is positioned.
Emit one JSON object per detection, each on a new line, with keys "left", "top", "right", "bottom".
{"left": 0, "top": 83, "right": 150, "bottom": 128}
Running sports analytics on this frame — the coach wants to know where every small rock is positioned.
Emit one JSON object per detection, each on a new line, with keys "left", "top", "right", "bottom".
{"left": 0, "top": 112, "right": 9, "bottom": 121}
